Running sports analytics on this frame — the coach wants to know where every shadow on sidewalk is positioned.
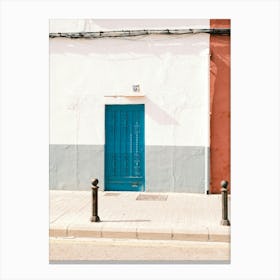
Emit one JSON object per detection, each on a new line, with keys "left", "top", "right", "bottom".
{"left": 101, "top": 219, "right": 151, "bottom": 223}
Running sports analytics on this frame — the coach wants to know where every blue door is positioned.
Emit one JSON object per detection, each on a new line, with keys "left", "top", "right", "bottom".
{"left": 105, "top": 104, "right": 145, "bottom": 191}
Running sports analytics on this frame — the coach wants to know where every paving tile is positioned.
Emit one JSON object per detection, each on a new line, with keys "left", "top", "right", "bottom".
{"left": 49, "top": 225, "right": 67, "bottom": 237}
{"left": 101, "top": 226, "right": 137, "bottom": 239}
{"left": 172, "top": 227, "right": 208, "bottom": 241}
{"left": 137, "top": 227, "right": 172, "bottom": 240}
{"left": 208, "top": 226, "right": 231, "bottom": 242}
{"left": 68, "top": 223, "right": 103, "bottom": 238}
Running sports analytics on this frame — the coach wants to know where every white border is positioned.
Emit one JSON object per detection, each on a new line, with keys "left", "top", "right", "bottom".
{"left": 1, "top": 1, "right": 279, "bottom": 280}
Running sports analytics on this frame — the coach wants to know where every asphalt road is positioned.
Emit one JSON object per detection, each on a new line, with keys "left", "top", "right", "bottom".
{"left": 49, "top": 237, "right": 230, "bottom": 262}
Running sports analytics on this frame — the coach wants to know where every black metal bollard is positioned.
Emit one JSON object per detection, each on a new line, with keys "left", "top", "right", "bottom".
{"left": 90, "top": 178, "right": 101, "bottom": 222}
{"left": 220, "top": 180, "right": 230, "bottom": 226}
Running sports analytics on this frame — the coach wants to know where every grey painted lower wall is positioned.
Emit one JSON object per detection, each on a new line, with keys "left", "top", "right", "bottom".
{"left": 49, "top": 145, "right": 104, "bottom": 191}
{"left": 49, "top": 145, "right": 206, "bottom": 193}
{"left": 145, "top": 146, "right": 205, "bottom": 193}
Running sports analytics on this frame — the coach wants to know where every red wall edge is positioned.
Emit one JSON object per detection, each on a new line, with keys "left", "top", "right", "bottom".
{"left": 210, "top": 19, "right": 231, "bottom": 194}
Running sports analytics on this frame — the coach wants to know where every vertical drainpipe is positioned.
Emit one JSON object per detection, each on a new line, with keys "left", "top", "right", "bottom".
{"left": 205, "top": 36, "right": 211, "bottom": 195}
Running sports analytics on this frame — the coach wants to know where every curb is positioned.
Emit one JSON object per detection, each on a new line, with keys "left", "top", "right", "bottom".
{"left": 49, "top": 224, "right": 230, "bottom": 242}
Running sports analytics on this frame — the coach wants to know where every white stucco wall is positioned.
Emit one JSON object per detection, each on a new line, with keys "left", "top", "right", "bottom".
{"left": 50, "top": 19, "right": 210, "bottom": 147}
{"left": 49, "top": 19, "right": 209, "bottom": 33}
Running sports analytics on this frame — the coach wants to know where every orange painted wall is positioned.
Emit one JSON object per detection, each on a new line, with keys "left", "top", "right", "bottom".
{"left": 210, "top": 19, "right": 230, "bottom": 193}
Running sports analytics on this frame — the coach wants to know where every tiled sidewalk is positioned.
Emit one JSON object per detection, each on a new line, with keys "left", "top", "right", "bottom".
{"left": 50, "top": 190, "right": 230, "bottom": 242}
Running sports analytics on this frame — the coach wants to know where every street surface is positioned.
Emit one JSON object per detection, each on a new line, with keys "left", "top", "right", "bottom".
{"left": 49, "top": 237, "right": 230, "bottom": 262}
